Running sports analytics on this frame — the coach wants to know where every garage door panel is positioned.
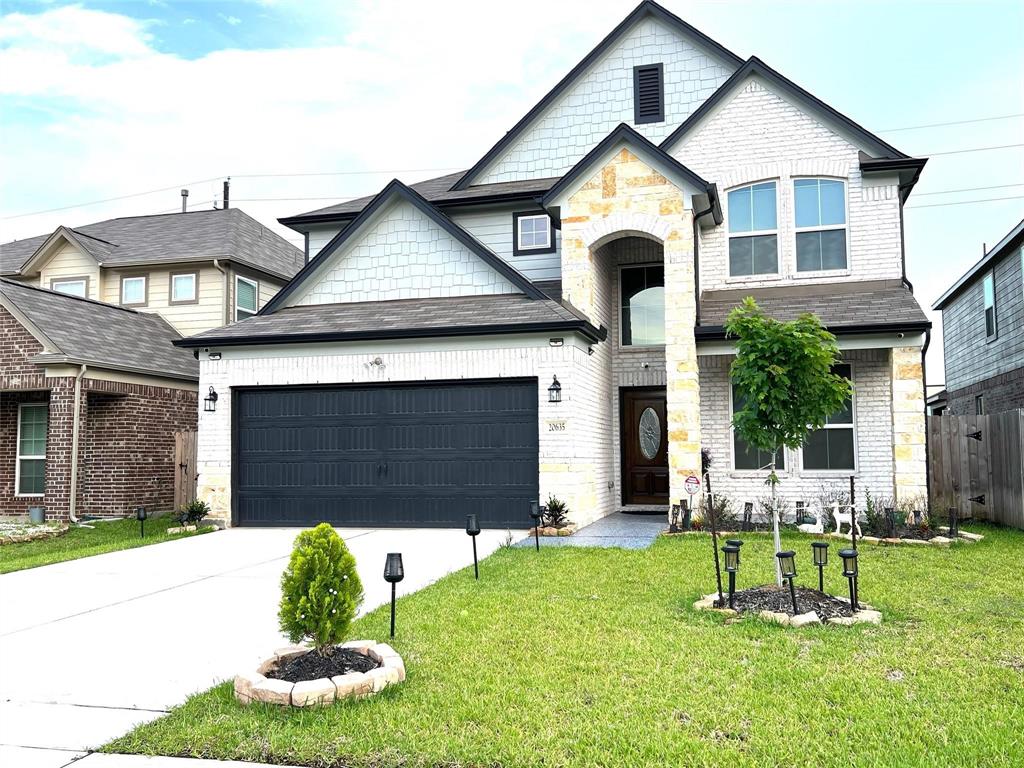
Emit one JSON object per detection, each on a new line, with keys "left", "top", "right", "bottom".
{"left": 234, "top": 380, "right": 538, "bottom": 527}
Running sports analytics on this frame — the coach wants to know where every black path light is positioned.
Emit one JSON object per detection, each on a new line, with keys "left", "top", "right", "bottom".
{"left": 722, "top": 544, "right": 740, "bottom": 609}
{"left": 466, "top": 513, "right": 481, "bottom": 579}
{"left": 812, "top": 541, "right": 829, "bottom": 592}
{"left": 135, "top": 506, "right": 146, "bottom": 539}
{"left": 529, "top": 501, "right": 542, "bottom": 551}
{"left": 839, "top": 548, "right": 859, "bottom": 610}
{"left": 725, "top": 539, "right": 744, "bottom": 560}
{"left": 776, "top": 550, "right": 799, "bottom": 615}
{"left": 384, "top": 553, "right": 404, "bottom": 639}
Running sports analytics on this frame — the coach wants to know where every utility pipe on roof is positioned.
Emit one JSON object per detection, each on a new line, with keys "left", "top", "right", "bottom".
{"left": 68, "top": 363, "right": 86, "bottom": 523}
{"left": 212, "top": 258, "right": 228, "bottom": 326}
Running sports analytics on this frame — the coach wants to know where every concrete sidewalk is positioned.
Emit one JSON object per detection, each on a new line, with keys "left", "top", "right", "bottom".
{"left": 0, "top": 526, "right": 519, "bottom": 767}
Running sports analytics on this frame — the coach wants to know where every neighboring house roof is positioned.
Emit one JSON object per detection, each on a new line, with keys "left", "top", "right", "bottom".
{"left": 264, "top": 179, "right": 546, "bottom": 314}
{"left": 0, "top": 208, "right": 304, "bottom": 280}
{"left": 279, "top": 172, "right": 559, "bottom": 228}
{"left": 451, "top": 0, "right": 743, "bottom": 191}
{"left": 696, "top": 279, "right": 931, "bottom": 337}
{"left": 175, "top": 293, "right": 606, "bottom": 348}
{"left": 0, "top": 278, "right": 198, "bottom": 381}
{"left": 660, "top": 56, "right": 913, "bottom": 163}
{"left": 932, "top": 218, "right": 1024, "bottom": 310}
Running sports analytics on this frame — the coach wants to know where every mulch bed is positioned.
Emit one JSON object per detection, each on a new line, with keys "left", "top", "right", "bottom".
{"left": 714, "top": 584, "right": 856, "bottom": 620}
{"left": 266, "top": 647, "right": 380, "bottom": 683}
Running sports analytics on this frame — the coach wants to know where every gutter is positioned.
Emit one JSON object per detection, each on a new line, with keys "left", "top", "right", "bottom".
{"left": 69, "top": 364, "right": 86, "bottom": 523}
{"left": 695, "top": 320, "right": 932, "bottom": 340}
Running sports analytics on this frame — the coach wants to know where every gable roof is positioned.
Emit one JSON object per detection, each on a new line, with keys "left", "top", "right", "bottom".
{"left": 660, "top": 56, "right": 911, "bottom": 161}
{"left": 264, "top": 179, "right": 546, "bottom": 313}
{"left": 540, "top": 122, "right": 714, "bottom": 210}
{"left": 451, "top": 0, "right": 742, "bottom": 191}
{"left": 933, "top": 218, "right": 1024, "bottom": 310}
{"left": 0, "top": 278, "right": 198, "bottom": 381}
{"left": 0, "top": 208, "right": 304, "bottom": 280}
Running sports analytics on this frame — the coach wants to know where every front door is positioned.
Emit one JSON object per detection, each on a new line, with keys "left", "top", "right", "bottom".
{"left": 621, "top": 388, "right": 669, "bottom": 505}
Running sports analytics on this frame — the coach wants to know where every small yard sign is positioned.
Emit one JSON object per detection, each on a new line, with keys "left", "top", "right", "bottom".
{"left": 684, "top": 474, "right": 701, "bottom": 497}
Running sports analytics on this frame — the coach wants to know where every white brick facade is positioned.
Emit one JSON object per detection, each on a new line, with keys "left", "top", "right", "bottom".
{"left": 476, "top": 16, "right": 734, "bottom": 184}
{"left": 293, "top": 199, "right": 519, "bottom": 306}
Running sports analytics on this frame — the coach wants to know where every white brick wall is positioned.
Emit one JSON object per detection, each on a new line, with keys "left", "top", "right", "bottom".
{"left": 476, "top": 16, "right": 734, "bottom": 184}
{"left": 672, "top": 77, "right": 904, "bottom": 291}
{"left": 697, "top": 349, "right": 896, "bottom": 509}
{"left": 292, "top": 199, "right": 520, "bottom": 305}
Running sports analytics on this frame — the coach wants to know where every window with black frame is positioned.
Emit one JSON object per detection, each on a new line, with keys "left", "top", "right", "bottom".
{"left": 620, "top": 264, "right": 664, "bottom": 346}
{"left": 731, "top": 384, "right": 785, "bottom": 470}
{"left": 802, "top": 364, "right": 854, "bottom": 470}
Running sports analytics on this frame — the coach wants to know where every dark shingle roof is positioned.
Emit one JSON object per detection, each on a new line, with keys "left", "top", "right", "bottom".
{"left": 280, "top": 172, "right": 559, "bottom": 225}
{"left": 698, "top": 279, "right": 930, "bottom": 332}
{"left": 0, "top": 208, "right": 304, "bottom": 279}
{"left": 933, "top": 218, "right": 1024, "bottom": 310}
{"left": 177, "top": 293, "right": 604, "bottom": 347}
{"left": 0, "top": 278, "right": 198, "bottom": 380}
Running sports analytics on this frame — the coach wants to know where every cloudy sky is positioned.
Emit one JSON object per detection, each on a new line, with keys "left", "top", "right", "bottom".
{"left": 1, "top": 0, "right": 1022, "bottom": 383}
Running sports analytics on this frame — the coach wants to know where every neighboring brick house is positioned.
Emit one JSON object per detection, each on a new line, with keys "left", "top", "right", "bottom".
{"left": 1, "top": 279, "right": 198, "bottom": 520}
{"left": 0, "top": 205, "right": 304, "bottom": 337}
{"left": 178, "top": 1, "right": 931, "bottom": 529}
{"left": 933, "top": 219, "right": 1024, "bottom": 415}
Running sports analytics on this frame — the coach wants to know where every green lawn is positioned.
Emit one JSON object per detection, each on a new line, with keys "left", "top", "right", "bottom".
{"left": 0, "top": 516, "right": 213, "bottom": 574}
{"left": 106, "top": 525, "right": 1023, "bottom": 768}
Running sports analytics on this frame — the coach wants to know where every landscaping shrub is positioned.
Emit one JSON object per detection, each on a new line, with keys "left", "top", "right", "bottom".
{"left": 279, "top": 523, "right": 364, "bottom": 654}
{"left": 543, "top": 495, "right": 570, "bottom": 528}
{"left": 699, "top": 493, "right": 737, "bottom": 530}
{"left": 176, "top": 499, "right": 210, "bottom": 527}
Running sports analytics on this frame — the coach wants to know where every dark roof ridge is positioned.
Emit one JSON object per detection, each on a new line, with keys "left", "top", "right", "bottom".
{"left": 67, "top": 228, "right": 119, "bottom": 247}
{"left": 933, "top": 218, "right": 1024, "bottom": 310}
{"left": 0, "top": 276, "right": 143, "bottom": 316}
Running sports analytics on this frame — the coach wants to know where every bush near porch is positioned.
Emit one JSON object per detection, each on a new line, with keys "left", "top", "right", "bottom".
{"left": 106, "top": 526, "right": 1023, "bottom": 768}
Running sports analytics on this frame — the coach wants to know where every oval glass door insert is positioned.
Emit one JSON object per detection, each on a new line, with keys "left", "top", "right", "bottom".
{"left": 639, "top": 407, "right": 661, "bottom": 460}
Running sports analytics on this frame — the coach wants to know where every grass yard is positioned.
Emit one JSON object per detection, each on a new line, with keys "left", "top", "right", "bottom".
{"left": 0, "top": 516, "right": 212, "bottom": 574}
{"left": 106, "top": 525, "right": 1023, "bottom": 768}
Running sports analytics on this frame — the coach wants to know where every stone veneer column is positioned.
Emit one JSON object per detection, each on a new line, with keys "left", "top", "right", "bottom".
{"left": 891, "top": 346, "right": 927, "bottom": 500}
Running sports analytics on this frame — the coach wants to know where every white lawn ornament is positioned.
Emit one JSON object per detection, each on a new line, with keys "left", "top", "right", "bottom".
{"left": 831, "top": 502, "right": 862, "bottom": 537}
{"left": 796, "top": 504, "right": 825, "bottom": 535}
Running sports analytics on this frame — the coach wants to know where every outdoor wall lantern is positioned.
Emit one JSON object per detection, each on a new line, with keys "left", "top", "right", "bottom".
{"left": 203, "top": 386, "right": 219, "bottom": 412}
{"left": 547, "top": 376, "right": 562, "bottom": 403}
{"left": 839, "top": 548, "right": 859, "bottom": 610}
{"left": 383, "top": 553, "right": 404, "bottom": 639}
{"left": 530, "top": 501, "right": 542, "bottom": 551}
{"left": 466, "top": 514, "right": 481, "bottom": 579}
{"left": 135, "top": 506, "right": 146, "bottom": 539}
{"left": 811, "top": 541, "right": 829, "bottom": 592}
{"left": 776, "top": 550, "right": 799, "bottom": 615}
{"left": 722, "top": 544, "right": 740, "bottom": 609}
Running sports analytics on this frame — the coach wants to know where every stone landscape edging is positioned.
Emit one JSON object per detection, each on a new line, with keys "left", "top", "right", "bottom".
{"left": 0, "top": 523, "right": 69, "bottom": 545}
{"left": 235, "top": 640, "right": 405, "bottom": 707}
{"left": 529, "top": 524, "right": 578, "bottom": 537}
{"left": 692, "top": 593, "right": 882, "bottom": 627}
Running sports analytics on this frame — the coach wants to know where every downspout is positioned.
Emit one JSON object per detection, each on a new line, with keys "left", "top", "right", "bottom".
{"left": 68, "top": 364, "right": 86, "bottom": 523}
{"left": 898, "top": 194, "right": 914, "bottom": 293}
{"left": 921, "top": 328, "right": 932, "bottom": 511}
{"left": 692, "top": 193, "right": 718, "bottom": 326}
{"left": 213, "top": 258, "right": 228, "bottom": 326}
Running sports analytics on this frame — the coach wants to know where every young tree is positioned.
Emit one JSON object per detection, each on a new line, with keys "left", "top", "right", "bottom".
{"left": 725, "top": 298, "right": 851, "bottom": 586}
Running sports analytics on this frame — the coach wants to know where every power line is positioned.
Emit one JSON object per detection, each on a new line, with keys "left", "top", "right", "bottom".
{"left": 915, "top": 182, "right": 1024, "bottom": 197}
{"left": 1, "top": 177, "right": 222, "bottom": 220}
{"left": 924, "top": 143, "right": 1024, "bottom": 157}
{"left": 880, "top": 113, "right": 1024, "bottom": 132}
{"left": 905, "top": 194, "right": 1024, "bottom": 210}
{"left": 232, "top": 167, "right": 460, "bottom": 179}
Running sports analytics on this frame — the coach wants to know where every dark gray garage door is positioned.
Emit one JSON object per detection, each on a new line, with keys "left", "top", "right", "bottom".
{"left": 233, "top": 379, "right": 538, "bottom": 528}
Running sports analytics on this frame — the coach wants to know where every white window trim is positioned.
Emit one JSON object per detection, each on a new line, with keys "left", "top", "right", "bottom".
{"left": 617, "top": 262, "right": 666, "bottom": 349}
{"left": 728, "top": 380, "right": 788, "bottom": 475}
{"left": 235, "top": 275, "right": 258, "bottom": 321}
{"left": 516, "top": 213, "right": 552, "bottom": 252}
{"left": 121, "top": 275, "right": 147, "bottom": 306}
{"left": 171, "top": 272, "right": 197, "bottom": 302}
{"left": 725, "top": 180, "right": 781, "bottom": 279}
{"left": 15, "top": 403, "right": 47, "bottom": 497}
{"left": 51, "top": 279, "right": 87, "bottom": 296}
{"left": 792, "top": 177, "right": 851, "bottom": 274}
{"left": 800, "top": 362, "right": 858, "bottom": 474}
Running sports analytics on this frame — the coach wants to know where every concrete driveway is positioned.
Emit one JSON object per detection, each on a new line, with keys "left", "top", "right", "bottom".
{"left": 0, "top": 526, "right": 516, "bottom": 767}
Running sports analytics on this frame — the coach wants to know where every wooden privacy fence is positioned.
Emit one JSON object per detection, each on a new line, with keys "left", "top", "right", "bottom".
{"left": 927, "top": 409, "right": 1024, "bottom": 530}
{"left": 173, "top": 430, "right": 198, "bottom": 509}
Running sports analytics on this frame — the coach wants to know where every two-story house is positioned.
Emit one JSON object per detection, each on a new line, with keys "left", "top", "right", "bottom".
{"left": 934, "top": 219, "right": 1024, "bottom": 415}
{"left": 0, "top": 206, "right": 304, "bottom": 519}
{"left": 177, "top": 1, "right": 931, "bottom": 529}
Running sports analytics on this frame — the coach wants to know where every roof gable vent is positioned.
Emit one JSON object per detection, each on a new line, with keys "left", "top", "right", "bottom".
{"left": 633, "top": 63, "right": 664, "bottom": 124}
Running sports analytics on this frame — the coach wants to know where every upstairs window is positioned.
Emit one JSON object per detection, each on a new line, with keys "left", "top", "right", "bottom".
{"left": 732, "top": 384, "right": 785, "bottom": 471}
{"left": 728, "top": 182, "right": 778, "bottom": 276}
{"left": 983, "top": 271, "right": 997, "bottom": 340}
{"left": 633, "top": 63, "right": 664, "bottom": 124}
{"left": 795, "top": 178, "right": 847, "bottom": 272}
{"left": 513, "top": 212, "right": 555, "bottom": 256}
{"left": 120, "top": 275, "right": 147, "bottom": 306}
{"left": 171, "top": 272, "right": 197, "bottom": 304}
{"left": 803, "top": 364, "right": 855, "bottom": 471}
{"left": 620, "top": 264, "right": 664, "bottom": 346}
{"left": 51, "top": 278, "right": 86, "bottom": 297}
{"left": 235, "top": 276, "right": 258, "bottom": 321}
